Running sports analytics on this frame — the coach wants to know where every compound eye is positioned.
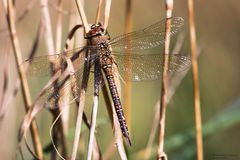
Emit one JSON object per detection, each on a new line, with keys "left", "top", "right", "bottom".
{"left": 95, "top": 23, "right": 100, "bottom": 27}
{"left": 100, "top": 28, "right": 105, "bottom": 32}
{"left": 91, "top": 24, "right": 96, "bottom": 29}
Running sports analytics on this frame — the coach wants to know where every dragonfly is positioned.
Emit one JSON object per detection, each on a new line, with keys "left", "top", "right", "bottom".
{"left": 24, "top": 17, "right": 191, "bottom": 146}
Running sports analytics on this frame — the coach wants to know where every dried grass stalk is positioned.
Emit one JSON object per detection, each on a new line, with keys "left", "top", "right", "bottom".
{"left": 87, "top": 91, "right": 99, "bottom": 160}
{"left": 157, "top": 0, "right": 173, "bottom": 159}
{"left": 75, "top": 0, "right": 89, "bottom": 32}
{"left": 95, "top": 0, "right": 103, "bottom": 23}
{"left": 40, "top": 0, "right": 68, "bottom": 157}
{"left": 187, "top": 0, "right": 204, "bottom": 159}
{"left": 144, "top": 33, "right": 196, "bottom": 160}
{"left": 4, "top": 0, "right": 43, "bottom": 158}
{"left": 103, "top": 0, "right": 112, "bottom": 29}
{"left": 71, "top": 1, "right": 90, "bottom": 159}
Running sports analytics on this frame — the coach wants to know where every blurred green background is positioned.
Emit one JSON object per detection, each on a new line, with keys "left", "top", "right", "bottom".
{"left": 0, "top": 0, "right": 240, "bottom": 159}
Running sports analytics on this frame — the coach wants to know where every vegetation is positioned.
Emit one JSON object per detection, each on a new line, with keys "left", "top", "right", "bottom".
{"left": 0, "top": 0, "right": 240, "bottom": 159}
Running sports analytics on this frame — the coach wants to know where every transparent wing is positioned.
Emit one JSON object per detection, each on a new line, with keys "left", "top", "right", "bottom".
{"left": 39, "top": 68, "right": 105, "bottom": 109}
{"left": 142, "top": 17, "right": 184, "bottom": 33}
{"left": 113, "top": 54, "right": 191, "bottom": 81}
{"left": 22, "top": 46, "right": 96, "bottom": 77}
{"left": 109, "top": 17, "right": 184, "bottom": 53}
{"left": 28, "top": 48, "right": 103, "bottom": 109}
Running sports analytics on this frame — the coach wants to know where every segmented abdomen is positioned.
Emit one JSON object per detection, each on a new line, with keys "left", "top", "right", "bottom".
{"left": 101, "top": 52, "right": 131, "bottom": 145}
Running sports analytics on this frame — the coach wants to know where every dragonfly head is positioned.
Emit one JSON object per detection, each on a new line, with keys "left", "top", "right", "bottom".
{"left": 86, "top": 22, "right": 109, "bottom": 39}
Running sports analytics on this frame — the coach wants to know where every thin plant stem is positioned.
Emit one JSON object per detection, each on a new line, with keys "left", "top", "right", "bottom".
{"left": 71, "top": 85, "right": 88, "bottom": 160}
{"left": 157, "top": 0, "right": 173, "bottom": 159}
{"left": 55, "top": 0, "right": 63, "bottom": 52}
{"left": 41, "top": 0, "right": 68, "bottom": 158}
{"left": 62, "top": 1, "right": 79, "bottom": 139}
{"left": 188, "top": 0, "right": 204, "bottom": 160}
{"left": 104, "top": 0, "right": 112, "bottom": 29}
{"left": 41, "top": 0, "right": 58, "bottom": 158}
{"left": 85, "top": 0, "right": 105, "bottom": 158}
{"left": 4, "top": 0, "right": 43, "bottom": 158}
{"left": 70, "top": 1, "right": 91, "bottom": 159}
{"left": 144, "top": 33, "right": 188, "bottom": 160}
{"left": 0, "top": 0, "right": 37, "bottom": 33}
{"left": 87, "top": 62, "right": 102, "bottom": 160}
{"left": 124, "top": 0, "right": 132, "bottom": 136}
{"left": 87, "top": 93, "right": 99, "bottom": 160}
{"left": 95, "top": 0, "right": 103, "bottom": 23}
{"left": 75, "top": 0, "right": 89, "bottom": 32}
{"left": 41, "top": 0, "right": 55, "bottom": 54}
{"left": 64, "top": 19, "right": 100, "bottom": 159}
{"left": 55, "top": 0, "right": 69, "bottom": 156}
{"left": 1, "top": 23, "right": 43, "bottom": 116}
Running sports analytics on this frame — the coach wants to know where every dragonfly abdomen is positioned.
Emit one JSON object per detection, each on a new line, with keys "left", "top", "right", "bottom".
{"left": 101, "top": 53, "right": 131, "bottom": 146}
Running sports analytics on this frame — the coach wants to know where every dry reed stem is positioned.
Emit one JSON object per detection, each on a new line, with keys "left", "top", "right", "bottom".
{"left": 0, "top": 0, "right": 37, "bottom": 33}
{"left": 41, "top": 0, "right": 55, "bottom": 54}
{"left": 55, "top": 2, "right": 72, "bottom": 152}
{"left": 4, "top": 0, "right": 43, "bottom": 158}
{"left": 86, "top": 59, "right": 102, "bottom": 160}
{"left": 54, "top": 1, "right": 70, "bottom": 156}
{"left": 124, "top": 0, "right": 132, "bottom": 136}
{"left": 73, "top": 0, "right": 86, "bottom": 48}
{"left": 95, "top": 0, "right": 103, "bottom": 23}
{"left": 103, "top": 0, "right": 112, "bottom": 29}
{"left": 1, "top": 23, "right": 43, "bottom": 121}
{"left": 75, "top": 0, "right": 89, "bottom": 32}
{"left": 1, "top": 22, "right": 43, "bottom": 121}
{"left": 157, "top": 0, "right": 173, "bottom": 159}
{"left": 85, "top": 3, "right": 104, "bottom": 156}
{"left": 188, "top": 0, "right": 204, "bottom": 160}
{"left": 71, "top": 1, "right": 90, "bottom": 159}
{"left": 62, "top": 1, "right": 80, "bottom": 138}
{"left": 41, "top": 0, "right": 58, "bottom": 158}
{"left": 64, "top": 19, "right": 101, "bottom": 159}
{"left": 50, "top": 106, "right": 68, "bottom": 160}
{"left": 40, "top": 0, "right": 68, "bottom": 157}
{"left": 71, "top": 90, "right": 86, "bottom": 160}
{"left": 55, "top": 0, "right": 63, "bottom": 52}
{"left": 87, "top": 96, "right": 99, "bottom": 160}
{"left": 144, "top": 33, "right": 186, "bottom": 160}
{"left": 19, "top": 68, "right": 72, "bottom": 142}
